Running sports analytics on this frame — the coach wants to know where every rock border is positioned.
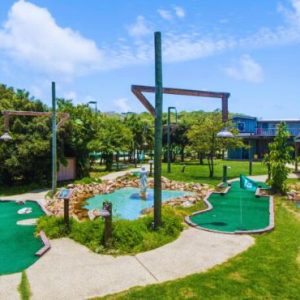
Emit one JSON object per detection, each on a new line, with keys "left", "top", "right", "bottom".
{"left": 46, "top": 175, "right": 210, "bottom": 219}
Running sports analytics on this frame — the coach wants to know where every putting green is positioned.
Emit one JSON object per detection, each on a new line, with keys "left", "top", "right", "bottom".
{"left": 0, "top": 201, "right": 45, "bottom": 275}
{"left": 188, "top": 181, "right": 272, "bottom": 233}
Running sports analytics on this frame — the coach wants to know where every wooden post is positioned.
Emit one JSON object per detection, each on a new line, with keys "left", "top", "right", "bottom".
{"left": 221, "top": 95, "right": 229, "bottom": 122}
{"left": 64, "top": 199, "right": 70, "bottom": 229}
{"left": 154, "top": 32, "right": 163, "bottom": 229}
{"left": 223, "top": 165, "right": 228, "bottom": 184}
{"left": 103, "top": 202, "right": 112, "bottom": 247}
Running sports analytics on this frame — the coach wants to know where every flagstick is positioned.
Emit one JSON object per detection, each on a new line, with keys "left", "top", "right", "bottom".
{"left": 240, "top": 196, "right": 243, "bottom": 227}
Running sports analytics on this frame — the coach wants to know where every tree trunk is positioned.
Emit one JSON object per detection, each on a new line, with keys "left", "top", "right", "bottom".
{"left": 207, "top": 154, "right": 214, "bottom": 178}
{"left": 180, "top": 146, "right": 185, "bottom": 162}
{"left": 199, "top": 152, "right": 204, "bottom": 165}
{"left": 105, "top": 153, "right": 113, "bottom": 171}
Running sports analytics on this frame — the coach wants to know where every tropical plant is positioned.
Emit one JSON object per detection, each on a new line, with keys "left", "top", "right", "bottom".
{"left": 264, "top": 122, "right": 293, "bottom": 193}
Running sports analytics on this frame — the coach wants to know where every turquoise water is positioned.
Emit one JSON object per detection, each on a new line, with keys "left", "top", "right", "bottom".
{"left": 296, "top": 202, "right": 300, "bottom": 209}
{"left": 85, "top": 187, "right": 192, "bottom": 220}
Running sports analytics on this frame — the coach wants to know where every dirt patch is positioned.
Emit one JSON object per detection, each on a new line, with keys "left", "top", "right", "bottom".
{"left": 228, "top": 271, "right": 247, "bottom": 283}
{"left": 179, "top": 287, "right": 197, "bottom": 299}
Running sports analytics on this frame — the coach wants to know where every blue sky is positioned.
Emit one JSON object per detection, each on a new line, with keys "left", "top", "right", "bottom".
{"left": 0, "top": 0, "right": 300, "bottom": 118}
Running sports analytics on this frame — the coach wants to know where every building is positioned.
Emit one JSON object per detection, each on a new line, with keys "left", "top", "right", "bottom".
{"left": 228, "top": 115, "right": 300, "bottom": 160}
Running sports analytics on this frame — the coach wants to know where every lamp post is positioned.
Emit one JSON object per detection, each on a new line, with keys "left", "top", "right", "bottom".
{"left": 88, "top": 101, "right": 98, "bottom": 112}
{"left": 167, "top": 107, "right": 177, "bottom": 173}
{"left": 52, "top": 82, "right": 57, "bottom": 195}
{"left": 248, "top": 139, "right": 253, "bottom": 175}
{"left": 217, "top": 128, "right": 234, "bottom": 185}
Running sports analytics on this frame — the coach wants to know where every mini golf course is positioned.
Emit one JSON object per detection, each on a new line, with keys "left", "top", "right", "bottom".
{"left": 187, "top": 180, "right": 274, "bottom": 234}
{"left": 0, "top": 201, "right": 45, "bottom": 275}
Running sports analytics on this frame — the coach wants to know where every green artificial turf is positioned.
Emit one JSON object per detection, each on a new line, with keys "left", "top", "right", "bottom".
{"left": 0, "top": 201, "right": 44, "bottom": 275}
{"left": 96, "top": 199, "right": 300, "bottom": 300}
{"left": 189, "top": 181, "right": 271, "bottom": 233}
{"left": 162, "top": 160, "right": 267, "bottom": 186}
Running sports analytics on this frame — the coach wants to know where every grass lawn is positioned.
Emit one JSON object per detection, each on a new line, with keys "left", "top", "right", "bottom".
{"left": 162, "top": 160, "right": 267, "bottom": 186}
{"left": 98, "top": 198, "right": 300, "bottom": 300}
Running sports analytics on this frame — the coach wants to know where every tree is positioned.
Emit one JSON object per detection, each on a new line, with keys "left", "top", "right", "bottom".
{"left": 88, "top": 116, "right": 133, "bottom": 170}
{"left": 57, "top": 99, "right": 98, "bottom": 177}
{"left": 0, "top": 84, "right": 56, "bottom": 185}
{"left": 264, "top": 122, "right": 293, "bottom": 194}
{"left": 124, "top": 114, "right": 153, "bottom": 164}
{"left": 187, "top": 112, "right": 245, "bottom": 177}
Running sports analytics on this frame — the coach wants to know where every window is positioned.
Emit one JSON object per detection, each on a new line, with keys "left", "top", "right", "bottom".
{"left": 237, "top": 122, "right": 245, "bottom": 132}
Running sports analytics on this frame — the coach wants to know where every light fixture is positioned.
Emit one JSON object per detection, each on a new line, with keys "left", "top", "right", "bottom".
{"left": 0, "top": 132, "right": 13, "bottom": 141}
{"left": 217, "top": 128, "right": 234, "bottom": 138}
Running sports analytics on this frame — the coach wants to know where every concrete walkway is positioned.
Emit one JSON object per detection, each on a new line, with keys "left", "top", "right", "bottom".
{"left": 0, "top": 273, "right": 21, "bottom": 300}
{"left": 0, "top": 189, "right": 49, "bottom": 207}
{"left": 100, "top": 164, "right": 149, "bottom": 181}
{"left": 229, "top": 173, "right": 300, "bottom": 183}
{"left": 26, "top": 228, "right": 253, "bottom": 300}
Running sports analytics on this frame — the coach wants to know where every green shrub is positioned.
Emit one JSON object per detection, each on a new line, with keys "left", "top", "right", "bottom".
{"left": 18, "top": 272, "right": 31, "bottom": 300}
{"left": 36, "top": 216, "right": 71, "bottom": 238}
{"left": 36, "top": 210, "right": 183, "bottom": 255}
{"left": 74, "top": 177, "right": 102, "bottom": 185}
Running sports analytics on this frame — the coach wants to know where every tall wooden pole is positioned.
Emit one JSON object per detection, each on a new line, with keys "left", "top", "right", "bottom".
{"left": 51, "top": 82, "right": 57, "bottom": 195}
{"left": 167, "top": 107, "right": 171, "bottom": 173}
{"left": 154, "top": 32, "right": 163, "bottom": 229}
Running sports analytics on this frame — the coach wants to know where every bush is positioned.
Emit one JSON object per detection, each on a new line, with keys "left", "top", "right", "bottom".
{"left": 36, "top": 210, "right": 183, "bottom": 255}
{"left": 74, "top": 177, "right": 102, "bottom": 185}
{"left": 36, "top": 216, "right": 71, "bottom": 238}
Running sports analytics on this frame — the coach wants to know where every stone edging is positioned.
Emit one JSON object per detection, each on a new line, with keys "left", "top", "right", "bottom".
{"left": 185, "top": 185, "right": 275, "bottom": 235}
{"left": 46, "top": 176, "right": 210, "bottom": 219}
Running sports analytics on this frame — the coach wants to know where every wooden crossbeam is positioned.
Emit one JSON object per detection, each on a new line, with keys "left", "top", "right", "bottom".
{"left": 2, "top": 110, "right": 70, "bottom": 131}
{"left": 131, "top": 85, "right": 230, "bottom": 122}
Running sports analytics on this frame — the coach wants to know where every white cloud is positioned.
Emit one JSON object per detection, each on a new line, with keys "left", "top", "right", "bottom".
{"left": 113, "top": 98, "right": 132, "bottom": 112}
{"left": 0, "top": 0, "right": 103, "bottom": 77}
{"left": 225, "top": 55, "right": 264, "bottom": 83}
{"left": 64, "top": 91, "right": 77, "bottom": 100}
{"left": 127, "top": 15, "right": 151, "bottom": 37}
{"left": 158, "top": 9, "right": 173, "bottom": 21}
{"left": 1, "top": 0, "right": 300, "bottom": 81}
{"left": 162, "top": 33, "right": 234, "bottom": 63}
{"left": 174, "top": 6, "right": 185, "bottom": 18}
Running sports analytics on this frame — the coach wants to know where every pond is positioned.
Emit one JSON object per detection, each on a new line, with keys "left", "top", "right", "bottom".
{"left": 85, "top": 187, "right": 192, "bottom": 220}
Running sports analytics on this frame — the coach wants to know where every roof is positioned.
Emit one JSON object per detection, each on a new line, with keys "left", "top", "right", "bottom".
{"left": 232, "top": 115, "right": 257, "bottom": 120}
{"left": 258, "top": 119, "right": 300, "bottom": 123}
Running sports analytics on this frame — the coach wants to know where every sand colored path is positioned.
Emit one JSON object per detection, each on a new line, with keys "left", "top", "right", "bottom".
{"left": 26, "top": 228, "right": 253, "bottom": 300}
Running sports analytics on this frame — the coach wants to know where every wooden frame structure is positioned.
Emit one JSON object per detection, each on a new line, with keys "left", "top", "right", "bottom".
{"left": 131, "top": 85, "right": 230, "bottom": 122}
{"left": 2, "top": 110, "right": 69, "bottom": 131}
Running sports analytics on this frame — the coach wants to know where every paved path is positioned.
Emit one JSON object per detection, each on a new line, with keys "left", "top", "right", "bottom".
{"left": 0, "top": 273, "right": 21, "bottom": 300}
{"left": 26, "top": 229, "right": 253, "bottom": 300}
{"left": 100, "top": 164, "right": 150, "bottom": 181}
{"left": 229, "top": 173, "right": 300, "bottom": 183}
{"left": 0, "top": 189, "right": 49, "bottom": 207}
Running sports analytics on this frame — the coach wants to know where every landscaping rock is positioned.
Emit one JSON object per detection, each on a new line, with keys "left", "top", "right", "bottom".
{"left": 45, "top": 175, "right": 210, "bottom": 219}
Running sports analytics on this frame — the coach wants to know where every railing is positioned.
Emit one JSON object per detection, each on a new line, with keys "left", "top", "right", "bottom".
{"left": 256, "top": 128, "right": 300, "bottom": 136}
